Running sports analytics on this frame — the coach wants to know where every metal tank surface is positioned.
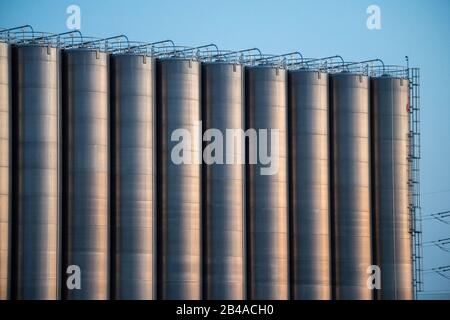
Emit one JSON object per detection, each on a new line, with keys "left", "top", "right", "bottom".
{"left": 371, "top": 76, "right": 413, "bottom": 300}
{"left": 0, "top": 42, "right": 10, "bottom": 300}
{"left": 329, "top": 72, "right": 373, "bottom": 300}
{"left": 245, "top": 65, "right": 289, "bottom": 300}
{"left": 289, "top": 70, "right": 331, "bottom": 300}
{"left": 110, "top": 53, "right": 155, "bottom": 300}
{"left": 157, "top": 58, "right": 202, "bottom": 300}
{"left": 62, "top": 49, "right": 109, "bottom": 300}
{"left": 12, "top": 45, "right": 60, "bottom": 299}
{"left": 202, "top": 62, "right": 245, "bottom": 300}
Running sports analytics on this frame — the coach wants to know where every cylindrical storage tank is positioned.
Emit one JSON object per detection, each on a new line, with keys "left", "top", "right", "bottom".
{"left": 202, "top": 62, "right": 245, "bottom": 300}
{"left": 157, "top": 58, "right": 202, "bottom": 300}
{"left": 371, "top": 76, "right": 413, "bottom": 300}
{"left": 110, "top": 54, "right": 155, "bottom": 300}
{"left": 245, "top": 65, "right": 289, "bottom": 300}
{"left": 12, "top": 45, "right": 60, "bottom": 299}
{"left": 62, "top": 49, "right": 109, "bottom": 300}
{"left": 329, "top": 72, "right": 372, "bottom": 300}
{"left": 0, "top": 42, "right": 10, "bottom": 300}
{"left": 289, "top": 70, "right": 331, "bottom": 300}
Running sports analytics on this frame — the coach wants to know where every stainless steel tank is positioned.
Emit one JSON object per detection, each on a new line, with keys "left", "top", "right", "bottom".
{"left": 110, "top": 54, "right": 155, "bottom": 300}
{"left": 289, "top": 70, "right": 331, "bottom": 300}
{"left": 329, "top": 72, "right": 373, "bottom": 300}
{"left": 371, "top": 76, "right": 413, "bottom": 300}
{"left": 245, "top": 65, "right": 289, "bottom": 300}
{"left": 157, "top": 58, "right": 202, "bottom": 300}
{"left": 202, "top": 62, "right": 245, "bottom": 300}
{"left": 63, "top": 49, "right": 109, "bottom": 300}
{"left": 12, "top": 45, "right": 60, "bottom": 299}
{"left": 0, "top": 42, "right": 10, "bottom": 300}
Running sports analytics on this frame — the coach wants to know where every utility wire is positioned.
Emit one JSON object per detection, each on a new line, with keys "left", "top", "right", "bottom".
{"left": 422, "top": 210, "right": 450, "bottom": 225}
{"left": 423, "top": 238, "right": 450, "bottom": 252}
{"left": 422, "top": 189, "right": 450, "bottom": 196}
{"left": 423, "top": 266, "right": 450, "bottom": 280}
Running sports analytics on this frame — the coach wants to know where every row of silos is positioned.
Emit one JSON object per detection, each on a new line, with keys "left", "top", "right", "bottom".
{"left": 0, "top": 38, "right": 413, "bottom": 300}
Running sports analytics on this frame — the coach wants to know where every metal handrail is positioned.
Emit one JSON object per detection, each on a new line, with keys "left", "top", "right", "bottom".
{"left": 342, "top": 58, "right": 385, "bottom": 74}
{"left": 300, "top": 55, "right": 345, "bottom": 69}
{"left": 0, "top": 25, "right": 35, "bottom": 42}
{"left": 31, "top": 30, "right": 84, "bottom": 47}
{"left": 126, "top": 39, "right": 175, "bottom": 53}
{"left": 0, "top": 24, "right": 34, "bottom": 35}
{"left": 175, "top": 43, "right": 220, "bottom": 57}
{"left": 213, "top": 48, "right": 262, "bottom": 59}
{"left": 71, "top": 34, "right": 130, "bottom": 51}
{"left": 256, "top": 51, "right": 303, "bottom": 64}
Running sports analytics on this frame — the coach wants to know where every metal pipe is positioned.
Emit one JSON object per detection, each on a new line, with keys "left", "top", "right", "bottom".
{"left": 212, "top": 48, "right": 262, "bottom": 60}
{"left": 128, "top": 39, "right": 175, "bottom": 50}
{"left": 0, "top": 25, "right": 34, "bottom": 34}
{"left": 31, "top": 30, "right": 83, "bottom": 47}
{"left": 79, "top": 34, "right": 130, "bottom": 50}
{"left": 175, "top": 43, "right": 219, "bottom": 56}
{"left": 0, "top": 25, "right": 34, "bottom": 42}
{"left": 340, "top": 58, "right": 385, "bottom": 73}
{"left": 256, "top": 51, "right": 303, "bottom": 63}
{"left": 301, "top": 55, "right": 345, "bottom": 68}
{"left": 33, "top": 30, "right": 83, "bottom": 41}
{"left": 119, "top": 40, "right": 176, "bottom": 54}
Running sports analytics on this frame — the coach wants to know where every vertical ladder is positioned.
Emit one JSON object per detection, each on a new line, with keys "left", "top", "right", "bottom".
{"left": 408, "top": 67, "right": 423, "bottom": 298}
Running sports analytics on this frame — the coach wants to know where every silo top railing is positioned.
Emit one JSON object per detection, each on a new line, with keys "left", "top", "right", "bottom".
{"left": 0, "top": 24, "right": 410, "bottom": 77}
{"left": 205, "top": 48, "right": 263, "bottom": 64}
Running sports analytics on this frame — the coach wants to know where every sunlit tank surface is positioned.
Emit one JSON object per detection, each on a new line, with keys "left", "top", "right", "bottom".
{"left": 202, "top": 62, "right": 245, "bottom": 300}
{"left": 63, "top": 48, "right": 109, "bottom": 300}
{"left": 371, "top": 76, "right": 413, "bottom": 300}
{"left": 110, "top": 53, "right": 155, "bottom": 299}
{"left": 289, "top": 70, "right": 331, "bottom": 300}
{"left": 0, "top": 41, "right": 10, "bottom": 300}
{"left": 157, "top": 58, "right": 202, "bottom": 300}
{"left": 245, "top": 65, "right": 289, "bottom": 300}
{"left": 12, "top": 44, "right": 60, "bottom": 299}
{"left": 329, "top": 72, "right": 373, "bottom": 300}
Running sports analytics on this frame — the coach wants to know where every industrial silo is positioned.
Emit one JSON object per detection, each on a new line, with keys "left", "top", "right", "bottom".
{"left": 0, "top": 41, "right": 10, "bottom": 300}
{"left": 371, "top": 76, "right": 413, "bottom": 300}
{"left": 62, "top": 48, "right": 109, "bottom": 300}
{"left": 329, "top": 72, "right": 373, "bottom": 300}
{"left": 12, "top": 44, "right": 61, "bottom": 299}
{"left": 110, "top": 53, "right": 155, "bottom": 300}
{"left": 289, "top": 69, "right": 331, "bottom": 300}
{"left": 202, "top": 62, "right": 245, "bottom": 300}
{"left": 157, "top": 58, "right": 202, "bottom": 300}
{"left": 246, "top": 65, "right": 289, "bottom": 300}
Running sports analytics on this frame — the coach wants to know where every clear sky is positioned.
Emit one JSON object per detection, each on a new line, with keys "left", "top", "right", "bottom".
{"left": 1, "top": 0, "right": 449, "bottom": 299}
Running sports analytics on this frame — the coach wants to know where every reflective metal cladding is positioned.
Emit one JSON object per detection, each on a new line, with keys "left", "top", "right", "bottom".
{"left": 202, "top": 62, "right": 245, "bottom": 300}
{"left": 371, "top": 76, "right": 413, "bottom": 300}
{"left": 330, "top": 72, "right": 373, "bottom": 300}
{"left": 0, "top": 42, "right": 10, "bottom": 300}
{"left": 157, "top": 58, "right": 202, "bottom": 300}
{"left": 289, "top": 70, "right": 331, "bottom": 300}
{"left": 12, "top": 45, "right": 60, "bottom": 299}
{"left": 63, "top": 49, "right": 109, "bottom": 300}
{"left": 246, "top": 66, "right": 289, "bottom": 300}
{"left": 111, "top": 54, "right": 155, "bottom": 300}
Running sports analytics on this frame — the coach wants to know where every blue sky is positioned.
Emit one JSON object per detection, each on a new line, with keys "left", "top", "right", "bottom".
{"left": 1, "top": 0, "right": 449, "bottom": 299}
